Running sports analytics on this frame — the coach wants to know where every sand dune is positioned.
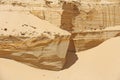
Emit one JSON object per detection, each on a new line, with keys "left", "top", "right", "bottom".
{"left": 0, "top": 37, "right": 120, "bottom": 80}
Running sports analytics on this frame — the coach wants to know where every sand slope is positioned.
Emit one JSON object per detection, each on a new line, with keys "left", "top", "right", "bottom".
{"left": 0, "top": 37, "right": 120, "bottom": 80}
{"left": 0, "top": 11, "right": 70, "bottom": 38}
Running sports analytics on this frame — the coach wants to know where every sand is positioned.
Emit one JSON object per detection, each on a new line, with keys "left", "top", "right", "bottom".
{"left": 0, "top": 11, "right": 70, "bottom": 38}
{"left": 0, "top": 37, "right": 120, "bottom": 80}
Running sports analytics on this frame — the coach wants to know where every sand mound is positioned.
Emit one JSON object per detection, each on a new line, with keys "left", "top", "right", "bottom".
{"left": 0, "top": 37, "right": 120, "bottom": 80}
{"left": 0, "top": 11, "right": 70, "bottom": 38}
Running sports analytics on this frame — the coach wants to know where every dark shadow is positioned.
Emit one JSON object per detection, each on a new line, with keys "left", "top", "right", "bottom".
{"left": 60, "top": 2, "right": 80, "bottom": 32}
{"left": 115, "top": 32, "right": 120, "bottom": 37}
{"left": 60, "top": 2, "right": 80, "bottom": 69}
{"left": 62, "top": 37, "right": 78, "bottom": 69}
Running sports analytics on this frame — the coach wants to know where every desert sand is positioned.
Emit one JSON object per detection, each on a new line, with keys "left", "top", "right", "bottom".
{"left": 0, "top": 37, "right": 120, "bottom": 80}
{"left": 0, "top": 11, "right": 70, "bottom": 38}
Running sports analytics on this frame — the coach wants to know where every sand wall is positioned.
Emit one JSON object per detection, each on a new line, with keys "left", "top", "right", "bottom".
{"left": 72, "top": 30, "right": 120, "bottom": 51}
{"left": 31, "top": 3, "right": 120, "bottom": 32}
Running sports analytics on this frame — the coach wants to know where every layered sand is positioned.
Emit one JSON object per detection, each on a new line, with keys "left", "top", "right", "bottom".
{"left": 0, "top": 37, "right": 120, "bottom": 80}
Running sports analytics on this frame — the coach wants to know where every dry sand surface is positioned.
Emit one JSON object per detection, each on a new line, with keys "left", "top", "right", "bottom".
{"left": 0, "top": 37, "right": 120, "bottom": 80}
{"left": 0, "top": 11, "right": 70, "bottom": 38}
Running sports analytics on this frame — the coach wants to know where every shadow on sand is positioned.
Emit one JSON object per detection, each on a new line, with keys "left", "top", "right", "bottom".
{"left": 61, "top": 2, "right": 79, "bottom": 69}
{"left": 63, "top": 38, "right": 78, "bottom": 69}
{"left": 60, "top": 2, "right": 80, "bottom": 32}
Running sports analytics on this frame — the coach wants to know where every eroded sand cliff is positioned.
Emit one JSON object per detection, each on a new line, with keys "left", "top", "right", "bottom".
{"left": 0, "top": 9, "right": 71, "bottom": 70}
